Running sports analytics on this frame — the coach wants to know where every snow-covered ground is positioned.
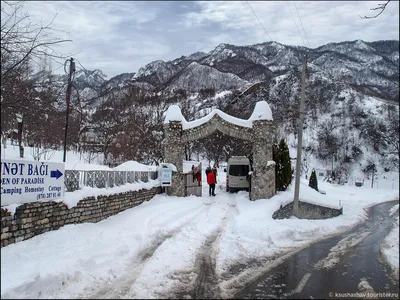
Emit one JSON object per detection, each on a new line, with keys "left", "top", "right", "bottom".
{"left": 1, "top": 141, "right": 157, "bottom": 172}
{"left": 1, "top": 140, "right": 399, "bottom": 298}
{"left": 1, "top": 165, "right": 398, "bottom": 299}
{"left": 380, "top": 204, "right": 399, "bottom": 280}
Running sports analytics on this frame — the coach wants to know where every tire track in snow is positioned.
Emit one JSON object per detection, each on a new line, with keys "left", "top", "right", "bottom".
{"left": 191, "top": 205, "right": 237, "bottom": 299}
{"left": 168, "top": 200, "right": 239, "bottom": 299}
{"left": 79, "top": 202, "right": 217, "bottom": 299}
{"left": 83, "top": 231, "right": 177, "bottom": 299}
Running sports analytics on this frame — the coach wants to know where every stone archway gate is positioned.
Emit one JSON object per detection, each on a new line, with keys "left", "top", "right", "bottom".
{"left": 163, "top": 101, "right": 275, "bottom": 201}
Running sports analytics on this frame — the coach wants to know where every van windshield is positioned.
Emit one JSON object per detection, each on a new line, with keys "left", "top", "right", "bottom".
{"left": 229, "top": 165, "right": 249, "bottom": 176}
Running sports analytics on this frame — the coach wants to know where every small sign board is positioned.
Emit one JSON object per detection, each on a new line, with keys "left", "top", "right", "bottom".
{"left": 1, "top": 159, "right": 65, "bottom": 205}
{"left": 160, "top": 167, "right": 172, "bottom": 187}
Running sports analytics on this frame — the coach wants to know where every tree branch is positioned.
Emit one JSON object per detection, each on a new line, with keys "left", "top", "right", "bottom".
{"left": 359, "top": 0, "right": 391, "bottom": 19}
{"left": 2, "top": 39, "right": 72, "bottom": 77}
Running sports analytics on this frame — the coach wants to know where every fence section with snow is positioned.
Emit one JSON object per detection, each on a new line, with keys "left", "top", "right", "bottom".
{"left": 64, "top": 170, "right": 158, "bottom": 192}
{"left": 1, "top": 186, "right": 162, "bottom": 248}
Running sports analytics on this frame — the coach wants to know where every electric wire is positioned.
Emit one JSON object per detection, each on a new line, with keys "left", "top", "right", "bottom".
{"left": 293, "top": 1, "right": 311, "bottom": 48}
{"left": 52, "top": 63, "right": 65, "bottom": 73}
{"left": 63, "top": 59, "right": 69, "bottom": 75}
{"left": 75, "top": 58, "right": 88, "bottom": 72}
{"left": 246, "top": 1, "right": 273, "bottom": 41}
{"left": 285, "top": 1, "right": 306, "bottom": 47}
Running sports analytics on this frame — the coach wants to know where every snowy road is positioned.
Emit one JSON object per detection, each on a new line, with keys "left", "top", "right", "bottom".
{"left": 1, "top": 176, "right": 399, "bottom": 299}
{"left": 233, "top": 200, "right": 400, "bottom": 299}
{"left": 79, "top": 186, "right": 240, "bottom": 299}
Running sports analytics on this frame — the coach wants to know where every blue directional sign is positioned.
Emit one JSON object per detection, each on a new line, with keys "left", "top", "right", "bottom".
{"left": 50, "top": 169, "right": 63, "bottom": 179}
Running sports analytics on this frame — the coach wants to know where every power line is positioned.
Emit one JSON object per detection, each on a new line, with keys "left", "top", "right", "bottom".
{"left": 285, "top": 1, "right": 306, "bottom": 47}
{"left": 293, "top": 1, "right": 311, "bottom": 48}
{"left": 246, "top": 1, "right": 273, "bottom": 42}
{"left": 74, "top": 58, "right": 87, "bottom": 72}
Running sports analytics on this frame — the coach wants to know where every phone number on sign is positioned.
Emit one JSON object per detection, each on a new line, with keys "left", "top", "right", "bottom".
{"left": 37, "top": 192, "right": 61, "bottom": 200}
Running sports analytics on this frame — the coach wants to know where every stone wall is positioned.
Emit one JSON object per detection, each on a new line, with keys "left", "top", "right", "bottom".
{"left": 272, "top": 201, "right": 343, "bottom": 220}
{"left": 163, "top": 120, "right": 186, "bottom": 197}
{"left": 165, "top": 172, "right": 186, "bottom": 198}
{"left": 1, "top": 186, "right": 162, "bottom": 248}
{"left": 250, "top": 120, "right": 274, "bottom": 200}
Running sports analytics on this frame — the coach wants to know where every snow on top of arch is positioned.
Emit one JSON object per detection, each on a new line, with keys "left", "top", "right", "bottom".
{"left": 164, "top": 101, "right": 273, "bottom": 130}
{"left": 164, "top": 105, "right": 187, "bottom": 124}
{"left": 248, "top": 101, "right": 273, "bottom": 122}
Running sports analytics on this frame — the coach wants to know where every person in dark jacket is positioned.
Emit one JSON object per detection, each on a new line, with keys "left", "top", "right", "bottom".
{"left": 207, "top": 170, "right": 216, "bottom": 196}
{"left": 212, "top": 167, "right": 218, "bottom": 178}
{"left": 205, "top": 166, "right": 212, "bottom": 176}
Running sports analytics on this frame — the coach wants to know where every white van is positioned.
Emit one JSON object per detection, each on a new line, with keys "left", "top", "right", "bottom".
{"left": 226, "top": 156, "right": 251, "bottom": 192}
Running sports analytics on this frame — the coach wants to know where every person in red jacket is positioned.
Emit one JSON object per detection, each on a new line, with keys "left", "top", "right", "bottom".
{"left": 207, "top": 170, "right": 216, "bottom": 196}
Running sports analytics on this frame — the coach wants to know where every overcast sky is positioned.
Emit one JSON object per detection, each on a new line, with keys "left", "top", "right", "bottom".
{"left": 20, "top": 1, "right": 400, "bottom": 78}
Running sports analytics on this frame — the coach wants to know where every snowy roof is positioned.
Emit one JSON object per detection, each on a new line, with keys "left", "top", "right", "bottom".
{"left": 164, "top": 100, "right": 273, "bottom": 130}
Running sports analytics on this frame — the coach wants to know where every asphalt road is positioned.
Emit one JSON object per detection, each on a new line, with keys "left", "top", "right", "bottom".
{"left": 234, "top": 200, "right": 399, "bottom": 299}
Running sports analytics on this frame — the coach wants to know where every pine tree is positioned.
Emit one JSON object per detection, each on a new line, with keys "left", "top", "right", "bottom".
{"left": 273, "top": 143, "right": 281, "bottom": 191}
{"left": 273, "top": 139, "right": 292, "bottom": 191}
{"left": 279, "top": 139, "right": 292, "bottom": 190}
{"left": 309, "top": 169, "right": 319, "bottom": 191}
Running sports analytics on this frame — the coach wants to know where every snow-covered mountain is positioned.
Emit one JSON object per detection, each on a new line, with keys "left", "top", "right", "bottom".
{"left": 63, "top": 39, "right": 398, "bottom": 104}
{"left": 72, "top": 69, "right": 107, "bottom": 90}
{"left": 163, "top": 62, "right": 249, "bottom": 93}
{"left": 19, "top": 39, "right": 398, "bottom": 177}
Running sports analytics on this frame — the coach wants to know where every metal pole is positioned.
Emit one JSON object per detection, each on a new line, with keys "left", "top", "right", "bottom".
{"left": 63, "top": 58, "right": 74, "bottom": 162}
{"left": 371, "top": 166, "right": 375, "bottom": 188}
{"left": 2, "top": 136, "right": 6, "bottom": 159}
{"left": 16, "top": 112, "right": 24, "bottom": 158}
{"left": 293, "top": 55, "right": 307, "bottom": 217}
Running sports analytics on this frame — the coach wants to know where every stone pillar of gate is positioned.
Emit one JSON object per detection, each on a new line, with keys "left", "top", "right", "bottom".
{"left": 163, "top": 121, "right": 185, "bottom": 197}
{"left": 251, "top": 120, "right": 275, "bottom": 200}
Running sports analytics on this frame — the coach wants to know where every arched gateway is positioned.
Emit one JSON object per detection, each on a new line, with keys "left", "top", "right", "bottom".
{"left": 163, "top": 101, "right": 275, "bottom": 201}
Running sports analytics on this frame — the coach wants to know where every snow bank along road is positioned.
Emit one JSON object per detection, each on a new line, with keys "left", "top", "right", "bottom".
{"left": 1, "top": 181, "right": 399, "bottom": 299}
{"left": 233, "top": 200, "right": 399, "bottom": 299}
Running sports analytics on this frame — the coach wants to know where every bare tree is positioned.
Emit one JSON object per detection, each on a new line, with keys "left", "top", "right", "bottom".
{"left": 301, "top": 149, "right": 312, "bottom": 178}
{"left": 83, "top": 150, "right": 99, "bottom": 164}
{"left": 1, "top": 1, "right": 72, "bottom": 153}
{"left": 30, "top": 145, "right": 56, "bottom": 161}
{"left": 360, "top": 0, "right": 391, "bottom": 19}
{"left": 1, "top": 1, "right": 72, "bottom": 83}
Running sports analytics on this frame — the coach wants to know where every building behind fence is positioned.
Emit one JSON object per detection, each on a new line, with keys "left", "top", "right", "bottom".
{"left": 64, "top": 170, "right": 158, "bottom": 192}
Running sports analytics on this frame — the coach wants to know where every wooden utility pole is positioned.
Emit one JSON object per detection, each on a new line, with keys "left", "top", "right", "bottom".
{"left": 293, "top": 55, "right": 307, "bottom": 217}
{"left": 63, "top": 58, "right": 75, "bottom": 163}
